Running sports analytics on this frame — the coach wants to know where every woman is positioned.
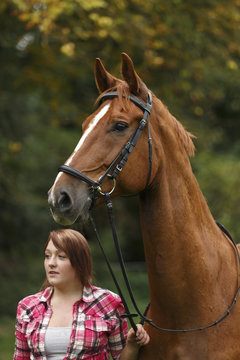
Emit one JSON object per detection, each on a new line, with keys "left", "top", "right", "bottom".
{"left": 14, "top": 229, "right": 149, "bottom": 359}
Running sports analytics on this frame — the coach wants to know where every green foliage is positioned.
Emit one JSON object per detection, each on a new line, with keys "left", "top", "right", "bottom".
{"left": 192, "top": 152, "right": 240, "bottom": 241}
{"left": 0, "top": 316, "right": 15, "bottom": 360}
{"left": 0, "top": 0, "right": 240, "bottom": 343}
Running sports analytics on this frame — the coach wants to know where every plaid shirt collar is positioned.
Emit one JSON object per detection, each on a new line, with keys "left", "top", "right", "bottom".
{"left": 39, "top": 285, "right": 96, "bottom": 305}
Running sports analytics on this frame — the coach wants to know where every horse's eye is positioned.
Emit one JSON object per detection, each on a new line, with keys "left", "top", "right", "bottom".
{"left": 111, "top": 122, "right": 129, "bottom": 132}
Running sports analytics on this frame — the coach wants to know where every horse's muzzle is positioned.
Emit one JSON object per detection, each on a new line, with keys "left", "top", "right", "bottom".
{"left": 47, "top": 182, "right": 92, "bottom": 225}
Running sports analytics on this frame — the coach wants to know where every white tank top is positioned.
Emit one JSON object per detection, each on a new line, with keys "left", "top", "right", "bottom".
{"left": 45, "top": 327, "right": 72, "bottom": 360}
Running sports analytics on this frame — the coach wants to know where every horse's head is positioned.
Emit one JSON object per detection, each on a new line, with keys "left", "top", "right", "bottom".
{"left": 48, "top": 53, "right": 194, "bottom": 225}
{"left": 48, "top": 53, "right": 159, "bottom": 225}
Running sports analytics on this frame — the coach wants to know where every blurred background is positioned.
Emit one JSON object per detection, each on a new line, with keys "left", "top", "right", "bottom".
{"left": 1, "top": 0, "right": 240, "bottom": 358}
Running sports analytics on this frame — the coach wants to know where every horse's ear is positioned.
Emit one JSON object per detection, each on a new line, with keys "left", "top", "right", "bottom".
{"left": 121, "top": 53, "right": 148, "bottom": 99}
{"left": 95, "top": 58, "right": 117, "bottom": 93}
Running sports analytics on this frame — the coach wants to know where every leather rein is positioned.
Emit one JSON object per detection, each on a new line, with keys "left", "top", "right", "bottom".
{"left": 58, "top": 91, "right": 240, "bottom": 333}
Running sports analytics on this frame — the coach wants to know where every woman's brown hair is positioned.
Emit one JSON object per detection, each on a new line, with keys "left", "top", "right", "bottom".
{"left": 42, "top": 229, "right": 93, "bottom": 290}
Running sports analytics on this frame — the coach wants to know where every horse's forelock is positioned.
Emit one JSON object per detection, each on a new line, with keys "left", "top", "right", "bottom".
{"left": 95, "top": 82, "right": 132, "bottom": 112}
{"left": 116, "top": 83, "right": 131, "bottom": 111}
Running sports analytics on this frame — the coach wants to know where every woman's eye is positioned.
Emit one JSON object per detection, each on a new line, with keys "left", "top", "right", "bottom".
{"left": 44, "top": 254, "right": 50, "bottom": 259}
{"left": 111, "top": 122, "right": 128, "bottom": 132}
{"left": 59, "top": 255, "right": 67, "bottom": 259}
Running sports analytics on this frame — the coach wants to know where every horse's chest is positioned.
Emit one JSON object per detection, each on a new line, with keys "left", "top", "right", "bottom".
{"left": 138, "top": 345, "right": 194, "bottom": 360}
{"left": 139, "top": 344, "right": 240, "bottom": 360}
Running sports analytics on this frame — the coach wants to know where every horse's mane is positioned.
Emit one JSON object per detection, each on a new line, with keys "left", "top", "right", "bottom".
{"left": 171, "top": 115, "right": 196, "bottom": 157}
{"left": 96, "top": 82, "right": 195, "bottom": 157}
{"left": 154, "top": 96, "right": 196, "bottom": 157}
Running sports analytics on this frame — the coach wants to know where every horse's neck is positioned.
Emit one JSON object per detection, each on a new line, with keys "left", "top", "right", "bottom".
{"left": 139, "top": 155, "right": 223, "bottom": 319}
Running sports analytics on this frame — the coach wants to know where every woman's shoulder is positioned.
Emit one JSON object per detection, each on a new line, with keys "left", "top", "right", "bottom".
{"left": 17, "top": 287, "right": 52, "bottom": 310}
{"left": 91, "top": 285, "right": 121, "bottom": 302}
{"left": 88, "top": 285, "right": 125, "bottom": 317}
{"left": 16, "top": 287, "right": 53, "bottom": 321}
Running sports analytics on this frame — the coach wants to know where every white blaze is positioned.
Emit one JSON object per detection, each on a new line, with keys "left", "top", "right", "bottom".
{"left": 50, "top": 103, "right": 110, "bottom": 196}
{"left": 65, "top": 103, "right": 110, "bottom": 165}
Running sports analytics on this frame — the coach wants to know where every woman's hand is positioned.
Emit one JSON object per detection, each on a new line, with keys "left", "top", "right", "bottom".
{"left": 119, "top": 324, "right": 150, "bottom": 360}
{"left": 127, "top": 324, "right": 150, "bottom": 346}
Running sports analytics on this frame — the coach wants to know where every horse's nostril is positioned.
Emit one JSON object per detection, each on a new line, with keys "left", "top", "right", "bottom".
{"left": 58, "top": 191, "right": 73, "bottom": 212}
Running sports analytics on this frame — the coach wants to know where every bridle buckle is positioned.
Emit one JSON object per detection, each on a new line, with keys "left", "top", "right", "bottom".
{"left": 116, "top": 164, "right": 123, "bottom": 172}
{"left": 97, "top": 177, "right": 116, "bottom": 196}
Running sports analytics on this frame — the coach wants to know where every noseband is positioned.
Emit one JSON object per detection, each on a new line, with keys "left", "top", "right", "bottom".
{"left": 58, "top": 91, "right": 153, "bottom": 203}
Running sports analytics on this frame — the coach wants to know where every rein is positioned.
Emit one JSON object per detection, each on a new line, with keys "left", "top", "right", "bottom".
{"left": 58, "top": 91, "right": 240, "bottom": 333}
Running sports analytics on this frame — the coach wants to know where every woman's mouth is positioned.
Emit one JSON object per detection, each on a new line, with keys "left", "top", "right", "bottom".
{"left": 49, "top": 271, "right": 59, "bottom": 276}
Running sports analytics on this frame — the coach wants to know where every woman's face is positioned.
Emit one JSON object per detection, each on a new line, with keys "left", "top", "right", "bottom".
{"left": 44, "top": 240, "right": 81, "bottom": 289}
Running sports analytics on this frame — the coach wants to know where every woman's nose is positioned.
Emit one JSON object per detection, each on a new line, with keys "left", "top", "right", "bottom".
{"left": 49, "top": 256, "right": 57, "bottom": 267}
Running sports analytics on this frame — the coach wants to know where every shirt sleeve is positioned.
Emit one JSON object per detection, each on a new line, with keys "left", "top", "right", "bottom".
{"left": 108, "top": 302, "right": 128, "bottom": 360}
{"left": 13, "top": 303, "right": 31, "bottom": 360}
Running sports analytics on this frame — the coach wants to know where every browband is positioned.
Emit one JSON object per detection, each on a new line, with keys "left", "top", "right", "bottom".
{"left": 98, "top": 91, "right": 152, "bottom": 114}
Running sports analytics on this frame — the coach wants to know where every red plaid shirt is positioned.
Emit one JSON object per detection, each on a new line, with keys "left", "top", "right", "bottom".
{"left": 14, "top": 286, "right": 128, "bottom": 360}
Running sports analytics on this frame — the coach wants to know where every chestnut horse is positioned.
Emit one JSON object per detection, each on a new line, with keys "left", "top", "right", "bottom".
{"left": 48, "top": 53, "right": 240, "bottom": 359}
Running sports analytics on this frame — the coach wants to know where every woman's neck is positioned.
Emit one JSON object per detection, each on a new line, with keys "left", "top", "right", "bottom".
{"left": 51, "top": 282, "right": 84, "bottom": 304}
{"left": 48, "top": 283, "right": 84, "bottom": 328}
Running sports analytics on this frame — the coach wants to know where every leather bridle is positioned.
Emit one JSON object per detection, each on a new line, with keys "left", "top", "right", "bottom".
{"left": 59, "top": 91, "right": 153, "bottom": 205}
